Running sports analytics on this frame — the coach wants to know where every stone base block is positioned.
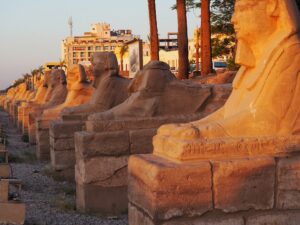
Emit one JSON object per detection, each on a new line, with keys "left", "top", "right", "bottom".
{"left": 128, "top": 154, "right": 213, "bottom": 222}
{"left": 51, "top": 149, "right": 75, "bottom": 171}
{"left": 0, "top": 202, "right": 26, "bottom": 225}
{"left": 36, "top": 128, "right": 50, "bottom": 161}
{"left": 0, "top": 164, "right": 10, "bottom": 178}
{"left": 51, "top": 150, "right": 75, "bottom": 181}
{"left": 277, "top": 155, "right": 300, "bottom": 209}
{"left": 76, "top": 183, "right": 127, "bottom": 216}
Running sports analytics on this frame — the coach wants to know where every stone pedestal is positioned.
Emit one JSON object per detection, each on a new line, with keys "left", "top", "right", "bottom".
{"left": 17, "top": 106, "right": 24, "bottom": 130}
{"left": 74, "top": 115, "right": 204, "bottom": 216}
{"left": 128, "top": 136, "right": 300, "bottom": 225}
{"left": 0, "top": 148, "right": 10, "bottom": 178}
{"left": 21, "top": 105, "right": 31, "bottom": 135}
{"left": 49, "top": 119, "right": 86, "bottom": 181}
{"left": 28, "top": 108, "right": 43, "bottom": 144}
{"left": 36, "top": 118, "right": 51, "bottom": 161}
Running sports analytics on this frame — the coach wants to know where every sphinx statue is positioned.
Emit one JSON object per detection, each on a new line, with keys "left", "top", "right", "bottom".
{"left": 60, "top": 52, "right": 130, "bottom": 118}
{"left": 42, "top": 64, "right": 93, "bottom": 119}
{"left": 49, "top": 52, "right": 131, "bottom": 175}
{"left": 28, "top": 73, "right": 47, "bottom": 104}
{"left": 127, "top": 2, "right": 300, "bottom": 225}
{"left": 35, "top": 65, "right": 94, "bottom": 160}
{"left": 28, "top": 69, "right": 67, "bottom": 143}
{"left": 88, "top": 60, "right": 216, "bottom": 121}
{"left": 157, "top": 0, "right": 300, "bottom": 140}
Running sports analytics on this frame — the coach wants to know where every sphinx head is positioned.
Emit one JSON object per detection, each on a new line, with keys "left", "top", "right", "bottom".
{"left": 66, "top": 64, "right": 88, "bottom": 90}
{"left": 43, "top": 71, "right": 51, "bottom": 88}
{"left": 91, "top": 52, "right": 119, "bottom": 88}
{"left": 232, "top": 0, "right": 300, "bottom": 67}
{"left": 49, "top": 69, "right": 66, "bottom": 88}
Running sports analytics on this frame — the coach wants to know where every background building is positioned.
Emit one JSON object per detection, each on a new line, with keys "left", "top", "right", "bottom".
{"left": 61, "top": 23, "right": 138, "bottom": 68}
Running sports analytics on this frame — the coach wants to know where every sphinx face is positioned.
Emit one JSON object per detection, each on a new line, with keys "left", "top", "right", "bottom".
{"left": 232, "top": 0, "right": 276, "bottom": 44}
{"left": 92, "top": 55, "right": 105, "bottom": 88}
{"left": 43, "top": 71, "right": 51, "bottom": 87}
{"left": 35, "top": 76, "right": 44, "bottom": 88}
{"left": 67, "top": 67, "right": 80, "bottom": 90}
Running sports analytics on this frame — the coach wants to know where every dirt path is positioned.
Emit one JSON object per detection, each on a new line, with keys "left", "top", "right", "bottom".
{"left": 0, "top": 109, "right": 128, "bottom": 225}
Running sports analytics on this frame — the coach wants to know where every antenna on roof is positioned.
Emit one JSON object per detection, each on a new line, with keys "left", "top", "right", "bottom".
{"left": 68, "top": 17, "right": 73, "bottom": 37}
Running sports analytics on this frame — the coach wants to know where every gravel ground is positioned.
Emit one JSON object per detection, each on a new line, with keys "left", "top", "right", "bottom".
{"left": 0, "top": 109, "right": 128, "bottom": 225}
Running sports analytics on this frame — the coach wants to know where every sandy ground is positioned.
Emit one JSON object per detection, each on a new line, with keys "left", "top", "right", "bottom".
{"left": 0, "top": 109, "right": 128, "bottom": 225}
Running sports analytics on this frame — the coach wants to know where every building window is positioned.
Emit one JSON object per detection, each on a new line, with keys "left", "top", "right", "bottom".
{"left": 73, "top": 52, "right": 76, "bottom": 57}
{"left": 80, "top": 52, "right": 85, "bottom": 58}
{"left": 88, "top": 46, "right": 93, "bottom": 51}
{"left": 73, "top": 59, "right": 76, "bottom": 64}
{"left": 111, "top": 46, "right": 115, "bottom": 51}
{"left": 104, "top": 46, "right": 109, "bottom": 51}
{"left": 95, "top": 46, "right": 101, "bottom": 51}
{"left": 73, "top": 46, "right": 85, "bottom": 51}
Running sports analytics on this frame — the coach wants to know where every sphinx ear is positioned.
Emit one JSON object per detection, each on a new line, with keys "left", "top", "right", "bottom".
{"left": 267, "top": 0, "right": 279, "bottom": 16}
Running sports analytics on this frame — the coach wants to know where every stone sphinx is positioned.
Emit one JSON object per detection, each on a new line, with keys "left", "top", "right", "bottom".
{"left": 28, "top": 69, "right": 67, "bottom": 144}
{"left": 42, "top": 64, "right": 93, "bottom": 119}
{"left": 36, "top": 65, "right": 94, "bottom": 160}
{"left": 74, "top": 60, "right": 231, "bottom": 215}
{"left": 28, "top": 73, "right": 47, "bottom": 104}
{"left": 128, "top": 1, "right": 300, "bottom": 225}
{"left": 49, "top": 52, "right": 130, "bottom": 176}
{"left": 88, "top": 60, "right": 221, "bottom": 121}
{"left": 21, "top": 71, "right": 51, "bottom": 134}
{"left": 10, "top": 82, "right": 29, "bottom": 125}
{"left": 61, "top": 52, "right": 129, "bottom": 118}
{"left": 17, "top": 77, "right": 45, "bottom": 129}
{"left": 2, "top": 87, "right": 15, "bottom": 111}
{"left": 157, "top": 0, "right": 300, "bottom": 141}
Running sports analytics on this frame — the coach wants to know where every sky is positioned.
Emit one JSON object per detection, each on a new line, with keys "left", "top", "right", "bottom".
{"left": 0, "top": 0, "right": 200, "bottom": 90}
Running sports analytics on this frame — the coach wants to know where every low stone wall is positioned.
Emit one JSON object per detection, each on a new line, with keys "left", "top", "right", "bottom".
{"left": 128, "top": 136, "right": 300, "bottom": 225}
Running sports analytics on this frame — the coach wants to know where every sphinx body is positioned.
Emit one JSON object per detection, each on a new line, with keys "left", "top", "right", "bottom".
{"left": 158, "top": 0, "right": 300, "bottom": 140}
{"left": 88, "top": 60, "right": 217, "bottom": 121}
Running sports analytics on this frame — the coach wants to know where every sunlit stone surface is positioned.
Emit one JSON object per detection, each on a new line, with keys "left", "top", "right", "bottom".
{"left": 128, "top": 1, "right": 300, "bottom": 224}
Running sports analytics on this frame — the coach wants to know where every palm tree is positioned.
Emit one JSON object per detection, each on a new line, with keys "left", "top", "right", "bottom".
{"left": 201, "top": 0, "right": 212, "bottom": 76}
{"left": 147, "top": 0, "right": 159, "bottom": 60}
{"left": 176, "top": 0, "right": 189, "bottom": 79}
{"left": 120, "top": 44, "right": 128, "bottom": 72}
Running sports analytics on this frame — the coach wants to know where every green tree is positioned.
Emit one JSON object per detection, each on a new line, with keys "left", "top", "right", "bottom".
{"left": 175, "top": 0, "right": 235, "bottom": 60}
